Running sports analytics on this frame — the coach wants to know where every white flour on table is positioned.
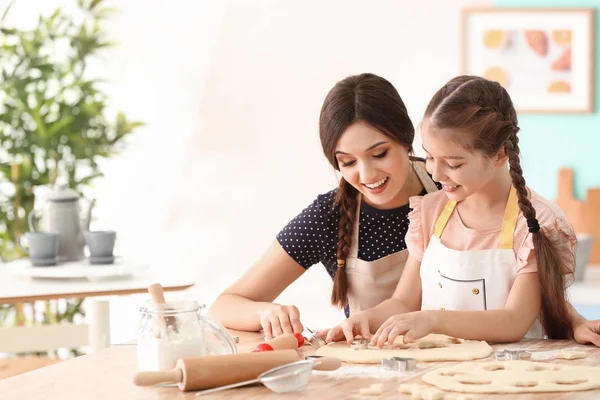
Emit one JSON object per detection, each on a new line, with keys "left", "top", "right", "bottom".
{"left": 313, "top": 364, "right": 435, "bottom": 380}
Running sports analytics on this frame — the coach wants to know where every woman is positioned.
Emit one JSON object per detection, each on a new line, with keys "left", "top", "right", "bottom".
{"left": 209, "top": 73, "right": 437, "bottom": 338}
{"left": 209, "top": 73, "right": 600, "bottom": 346}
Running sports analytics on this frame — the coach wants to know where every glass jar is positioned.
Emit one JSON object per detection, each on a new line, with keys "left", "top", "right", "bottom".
{"left": 137, "top": 300, "right": 236, "bottom": 371}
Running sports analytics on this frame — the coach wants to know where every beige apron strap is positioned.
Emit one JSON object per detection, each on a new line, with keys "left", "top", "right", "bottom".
{"left": 412, "top": 161, "right": 438, "bottom": 193}
{"left": 499, "top": 186, "right": 520, "bottom": 250}
{"left": 348, "top": 194, "right": 362, "bottom": 259}
{"left": 434, "top": 200, "right": 457, "bottom": 238}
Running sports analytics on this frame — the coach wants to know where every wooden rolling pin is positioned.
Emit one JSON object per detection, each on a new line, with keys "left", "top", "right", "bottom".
{"left": 147, "top": 283, "right": 178, "bottom": 334}
{"left": 251, "top": 333, "right": 304, "bottom": 352}
{"left": 133, "top": 350, "right": 341, "bottom": 391}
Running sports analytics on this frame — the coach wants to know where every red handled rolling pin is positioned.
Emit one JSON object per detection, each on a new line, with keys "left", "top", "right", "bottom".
{"left": 133, "top": 351, "right": 341, "bottom": 391}
{"left": 251, "top": 333, "right": 304, "bottom": 352}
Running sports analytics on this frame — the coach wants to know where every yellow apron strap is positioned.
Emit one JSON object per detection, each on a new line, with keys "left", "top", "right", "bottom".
{"left": 434, "top": 200, "right": 457, "bottom": 238}
{"left": 500, "top": 186, "right": 520, "bottom": 250}
{"left": 433, "top": 186, "right": 520, "bottom": 244}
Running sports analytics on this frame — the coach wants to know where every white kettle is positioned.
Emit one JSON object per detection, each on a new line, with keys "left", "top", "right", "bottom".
{"left": 28, "top": 184, "right": 95, "bottom": 262}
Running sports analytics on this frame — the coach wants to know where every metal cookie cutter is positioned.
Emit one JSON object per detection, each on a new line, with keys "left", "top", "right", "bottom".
{"left": 351, "top": 339, "right": 369, "bottom": 350}
{"left": 496, "top": 349, "right": 531, "bottom": 361}
{"left": 306, "top": 327, "right": 326, "bottom": 349}
{"left": 381, "top": 356, "right": 417, "bottom": 371}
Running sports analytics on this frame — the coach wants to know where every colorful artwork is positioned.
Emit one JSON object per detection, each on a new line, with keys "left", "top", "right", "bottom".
{"left": 462, "top": 9, "right": 595, "bottom": 113}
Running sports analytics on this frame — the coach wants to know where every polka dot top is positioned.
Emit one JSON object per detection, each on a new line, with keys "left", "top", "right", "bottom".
{"left": 276, "top": 187, "right": 430, "bottom": 279}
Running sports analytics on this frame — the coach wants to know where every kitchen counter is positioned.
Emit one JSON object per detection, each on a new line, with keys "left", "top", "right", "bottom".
{"left": 1, "top": 330, "right": 599, "bottom": 399}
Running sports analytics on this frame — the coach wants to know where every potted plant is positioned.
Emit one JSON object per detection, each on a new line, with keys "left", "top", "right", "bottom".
{"left": 0, "top": 0, "right": 144, "bottom": 354}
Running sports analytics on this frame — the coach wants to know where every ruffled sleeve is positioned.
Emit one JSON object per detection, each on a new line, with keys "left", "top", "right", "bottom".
{"left": 406, "top": 196, "right": 426, "bottom": 261}
{"left": 516, "top": 233, "right": 536, "bottom": 274}
{"left": 516, "top": 216, "right": 577, "bottom": 285}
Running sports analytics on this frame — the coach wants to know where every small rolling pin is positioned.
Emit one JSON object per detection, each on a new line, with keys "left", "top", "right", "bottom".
{"left": 133, "top": 350, "right": 341, "bottom": 391}
{"left": 251, "top": 333, "right": 305, "bottom": 352}
{"left": 147, "top": 283, "right": 178, "bottom": 334}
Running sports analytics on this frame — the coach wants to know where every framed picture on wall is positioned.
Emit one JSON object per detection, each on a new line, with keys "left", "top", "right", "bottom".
{"left": 461, "top": 8, "right": 595, "bottom": 114}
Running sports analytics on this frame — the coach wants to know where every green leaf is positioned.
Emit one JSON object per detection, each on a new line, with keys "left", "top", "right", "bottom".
{"left": 95, "top": 7, "right": 119, "bottom": 20}
{"left": 90, "top": 0, "right": 105, "bottom": 10}
{"left": 31, "top": 98, "right": 48, "bottom": 137}
{"left": 75, "top": 172, "right": 103, "bottom": 187}
{"left": 46, "top": 116, "right": 74, "bottom": 137}
{"left": 0, "top": 0, "right": 15, "bottom": 24}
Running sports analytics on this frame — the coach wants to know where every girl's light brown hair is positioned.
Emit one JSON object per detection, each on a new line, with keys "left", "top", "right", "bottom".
{"left": 319, "top": 73, "right": 415, "bottom": 309}
{"left": 424, "top": 75, "right": 573, "bottom": 339}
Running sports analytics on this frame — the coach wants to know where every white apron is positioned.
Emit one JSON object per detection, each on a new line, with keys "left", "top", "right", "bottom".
{"left": 346, "top": 162, "right": 438, "bottom": 314}
{"left": 420, "top": 186, "right": 543, "bottom": 338}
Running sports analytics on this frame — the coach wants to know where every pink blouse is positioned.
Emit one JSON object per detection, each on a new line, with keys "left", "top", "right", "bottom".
{"left": 406, "top": 188, "right": 577, "bottom": 280}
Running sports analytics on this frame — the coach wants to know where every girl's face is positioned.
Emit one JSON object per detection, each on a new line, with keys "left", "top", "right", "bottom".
{"left": 421, "top": 118, "right": 503, "bottom": 202}
{"left": 335, "top": 121, "right": 412, "bottom": 209}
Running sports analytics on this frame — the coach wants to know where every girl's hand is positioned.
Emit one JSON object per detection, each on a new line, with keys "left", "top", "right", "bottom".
{"left": 321, "top": 312, "right": 372, "bottom": 344}
{"left": 371, "top": 311, "right": 435, "bottom": 347}
{"left": 259, "top": 304, "right": 304, "bottom": 340}
{"left": 574, "top": 319, "right": 600, "bottom": 347}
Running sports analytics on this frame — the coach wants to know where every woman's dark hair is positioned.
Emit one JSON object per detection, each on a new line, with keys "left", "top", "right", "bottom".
{"left": 424, "top": 75, "right": 573, "bottom": 339}
{"left": 319, "top": 73, "right": 415, "bottom": 308}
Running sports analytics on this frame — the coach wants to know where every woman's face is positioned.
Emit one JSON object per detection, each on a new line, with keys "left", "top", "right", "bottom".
{"left": 334, "top": 121, "right": 412, "bottom": 209}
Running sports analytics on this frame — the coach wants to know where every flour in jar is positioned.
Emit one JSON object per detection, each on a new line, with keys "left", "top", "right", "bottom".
{"left": 137, "top": 326, "right": 206, "bottom": 371}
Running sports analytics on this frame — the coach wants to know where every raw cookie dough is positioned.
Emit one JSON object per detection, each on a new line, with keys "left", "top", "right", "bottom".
{"left": 359, "top": 383, "right": 384, "bottom": 396}
{"left": 315, "top": 334, "right": 493, "bottom": 364}
{"left": 554, "top": 350, "right": 587, "bottom": 360}
{"left": 398, "top": 384, "right": 477, "bottom": 400}
{"left": 422, "top": 360, "right": 600, "bottom": 394}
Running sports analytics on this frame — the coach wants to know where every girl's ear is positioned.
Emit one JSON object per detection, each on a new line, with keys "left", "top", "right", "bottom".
{"left": 492, "top": 147, "right": 509, "bottom": 167}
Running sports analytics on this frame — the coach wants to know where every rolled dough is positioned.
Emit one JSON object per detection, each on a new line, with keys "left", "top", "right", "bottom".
{"left": 398, "top": 383, "right": 477, "bottom": 400}
{"left": 422, "top": 360, "right": 600, "bottom": 393}
{"left": 554, "top": 350, "right": 587, "bottom": 360}
{"left": 315, "top": 334, "right": 493, "bottom": 363}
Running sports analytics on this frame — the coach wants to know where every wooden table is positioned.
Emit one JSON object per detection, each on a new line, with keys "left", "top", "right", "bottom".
{"left": 1, "top": 331, "right": 599, "bottom": 399}
{"left": 0, "top": 262, "right": 195, "bottom": 353}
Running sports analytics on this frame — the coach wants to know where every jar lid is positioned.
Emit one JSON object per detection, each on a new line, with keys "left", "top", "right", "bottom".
{"left": 140, "top": 300, "right": 201, "bottom": 315}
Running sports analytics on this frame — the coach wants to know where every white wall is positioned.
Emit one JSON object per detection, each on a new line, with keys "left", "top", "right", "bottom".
{"left": 2, "top": 0, "right": 491, "bottom": 344}
{"left": 158, "top": 0, "right": 493, "bottom": 338}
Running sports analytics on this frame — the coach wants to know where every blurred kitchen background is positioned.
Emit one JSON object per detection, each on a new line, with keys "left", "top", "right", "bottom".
{"left": 1, "top": 0, "right": 599, "bottom": 366}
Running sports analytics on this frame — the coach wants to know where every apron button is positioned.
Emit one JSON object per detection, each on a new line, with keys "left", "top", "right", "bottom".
{"left": 472, "top": 288, "right": 480, "bottom": 295}
{"left": 438, "top": 282, "right": 442, "bottom": 288}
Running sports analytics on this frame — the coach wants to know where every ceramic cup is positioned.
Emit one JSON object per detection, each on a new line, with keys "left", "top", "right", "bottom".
{"left": 84, "top": 230, "right": 116, "bottom": 265}
{"left": 19, "top": 232, "right": 60, "bottom": 266}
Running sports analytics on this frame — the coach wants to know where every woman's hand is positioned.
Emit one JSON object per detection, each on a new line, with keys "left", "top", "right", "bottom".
{"left": 258, "top": 304, "right": 304, "bottom": 340}
{"left": 371, "top": 311, "right": 435, "bottom": 347}
{"left": 320, "top": 312, "right": 372, "bottom": 344}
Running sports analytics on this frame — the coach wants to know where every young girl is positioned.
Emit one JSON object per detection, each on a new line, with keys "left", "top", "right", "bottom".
{"left": 323, "top": 75, "right": 589, "bottom": 345}
{"left": 209, "top": 74, "right": 439, "bottom": 338}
